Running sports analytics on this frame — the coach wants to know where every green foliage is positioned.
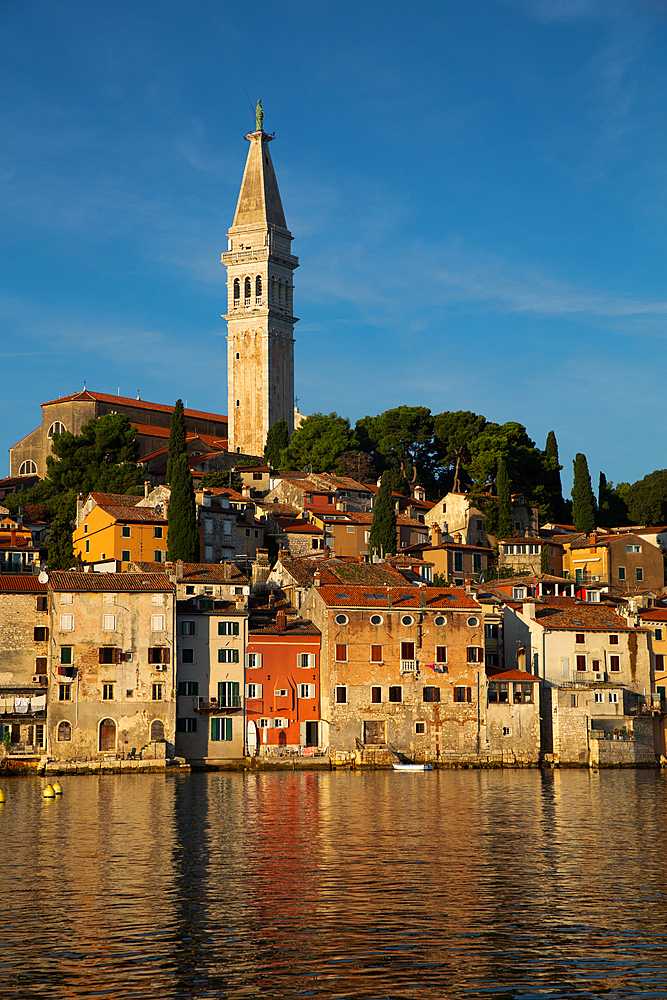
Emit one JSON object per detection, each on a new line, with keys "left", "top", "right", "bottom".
{"left": 433, "top": 572, "right": 449, "bottom": 587}
{"left": 369, "top": 471, "right": 397, "bottom": 557}
{"left": 47, "top": 492, "right": 77, "bottom": 570}
{"left": 335, "top": 450, "right": 377, "bottom": 484}
{"left": 540, "top": 544, "right": 548, "bottom": 574}
{"left": 598, "top": 472, "right": 629, "bottom": 528}
{"left": 167, "top": 453, "right": 199, "bottom": 562}
{"left": 280, "top": 412, "right": 357, "bottom": 473}
{"left": 544, "top": 431, "right": 565, "bottom": 522}
{"left": 357, "top": 406, "right": 437, "bottom": 495}
{"left": 624, "top": 470, "right": 667, "bottom": 526}
{"left": 496, "top": 458, "right": 512, "bottom": 539}
{"left": 46, "top": 413, "right": 143, "bottom": 497}
{"left": 433, "top": 410, "right": 486, "bottom": 493}
{"left": 572, "top": 453, "right": 597, "bottom": 533}
{"left": 200, "top": 468, "right": 243, "bottom": 493}
{"left": 166, "top": 399, "right": 186, "bottom": 485}
{"left": 263, "top": 419, "right": 290, "bottom": 470}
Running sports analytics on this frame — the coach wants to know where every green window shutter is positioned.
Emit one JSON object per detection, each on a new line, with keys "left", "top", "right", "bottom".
{"left": 218, "top": 681, "right": 225, "bottom": 706}
{"left": 233, "top": 649, "right": 239, "bottom": 662}
{"left": 225, "top": 718, "right": 232, "bottom": 741}
{"left": 218, "top": 648, "right": 224, "bottom": 663}
{"left": 233, "top": 622, "right": 239, "bottom": 636}
{"left": 211, "top": 718, "right": 219, "bottom": 741}
{"left": 232, "top": 681, "right": 239, "bottom": 708}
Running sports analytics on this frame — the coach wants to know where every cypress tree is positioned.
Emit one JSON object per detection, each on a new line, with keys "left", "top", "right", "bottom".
{"left": 166, "top": 399, "right": 186, "bottom": 485}
{"left": 545, "top": 430, "right": 564, "bottom": 520}
{"left": 572, "top": 453, "right": 596, "bottom": 533}
{"left": 264, "top": 419, "right": 290, "bottom": 470}
{"left": 369, "top": 471, "right": 397, "bottom": 557}
{"left": 540, "top": 544, "right": 549, "bottom": 574}
{"left": 497, "top": 458, "right": 512, "bottom": 539}
{"left": 167, "top": 452, "right": 199, "bottom": 562}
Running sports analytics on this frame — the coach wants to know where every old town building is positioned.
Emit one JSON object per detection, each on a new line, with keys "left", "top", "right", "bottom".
{"left": 0, "top": 575, "right": 49, "bottom": 758}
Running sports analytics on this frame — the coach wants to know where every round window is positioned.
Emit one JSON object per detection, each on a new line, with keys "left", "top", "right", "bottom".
{"left": 48, "top": 421, "right": 66, "bottom": 439}
{"left": 467, "top": 617, "right": 479, "bottom": 627}
{"left": 434, "top": 615, "right": 446, "bottom": 626}
{"left": 335, "top": 613, "right": 348, "bottom": 625}
{"left": 401, "top": 614, "right": 414, "bottom": 626}
{"left": 370, "top": 614, "right": 383, "bottom": 626}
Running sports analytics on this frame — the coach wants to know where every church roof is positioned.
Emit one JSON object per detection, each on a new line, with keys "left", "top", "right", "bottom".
{"left": 231, "top": 132, "right": 287, "bottom": 230}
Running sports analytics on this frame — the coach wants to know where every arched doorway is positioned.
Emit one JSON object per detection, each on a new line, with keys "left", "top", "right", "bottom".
{"left": 150, "top": 719, "right": 164, "bottom": 741}
{"left": 99, "top": 718, "right": 116, "bottom": 752}
{"left": 278, "top": 729, "right": 287, "bottom": 747}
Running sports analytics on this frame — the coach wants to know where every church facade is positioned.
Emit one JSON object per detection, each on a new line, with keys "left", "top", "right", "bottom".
{"left": 222, "top": 120, "right": 298, "bottom": 457}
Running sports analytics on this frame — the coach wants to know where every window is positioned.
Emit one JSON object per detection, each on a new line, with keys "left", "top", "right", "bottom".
{"left": 655, "top": 628, "right": 663, "bottom": 641}
{"left": 19, "top": 461, "right": 37, "bottom": 475}
{"left": 233, "top": 277, "right": 240, "bottom": 302}
{"left": 298, "top": 653, "right": 315, "bottom": 669}
{"left": 182, "top": 621, "right": 195, "bottom": 635}
{"left": 576, "top": 655, "right": 586, "bottom": 672}
{"left": 153, "top": 526, "right": 163, "bottom": 539}
{"left": 181, "top": 648, "right": 194, "bottom": 664}
{"left": 594, "top": 691, "right": 604, "bottom": 703}
{"left": 388, "top": 686, "right": 402, "bottom": 703}
{"left": 272, "top": 718, "right": 288, "bottom": 729}
{"left": 151, "top": 615, "right": 165, "bottom": 632}
{"left": 218, "top": 621, "right": 240, "bottom": 636}
{"left": 204, "top": 546, "right": 213, "bottom": 561}
{"left": 48, "top": 421, "right": 66, "bottom": 438}
{"left": 423, "top": 686, "right": 441, "bottom": 702}
{"left": 85, "top": 540, "right": 90, "bottom": 553}
{"left": 609, "top": 634, "right": 619, "bottom": 645}
{"left": 370, "top": 644, "right": 383, "bottom": 662}
{"left": 636, "top": 567, "right": 643, "bottom": 582}
{"left": 517, "top": 683, "right": 533, "bottom": 703}
{"left": 34, "top": 627, "right": 48, "bottom": 641}
{"left": 467, "top": 617, "right": 479, "bottom": 627}
{"left": 335, "top": 686, "right": 347, "bottom": 704}
{"left": 335, "top": 644, "right": 347, "bottom": 662}
{"left": 218, "top": 648, "right": 240, "bottom": 663}
{"left": 655, "top": 654, "right": 665, "bottom": 671}
{"left": 99, "top": 647, "right": 120, "bottom": 664}
{"left": 575, "top": 633, "right": 585, "bottom": 644}
{"left": 488, "top": 683, "right": 498, "bottom": 703}
{"left": 609, "top": 692, "right": 619, "bottom": 703}
{"left": 245, "top": 683, "right": 262, "bottom": 699}
{"left": 454, "top": 552, "right": 463, "bottom": 572}
{"left": 103, "top": 593, "right": 116, "bottom": 604}
{"left": 626, "top": 544, "right": 641, "bottom": 553}
{"left": 298, "top": 684, "right": 315, "bottom": 699}
{"left": 60, "top": 614, "right": 74, "bottom": 631}
{"left": 246, "top": 653, "right": 263, "bottom": 668}
{"left": 57, "top": 720, "right": 72, "bottom": 741}
{"left": 218, "top": 681, "right": 240, "bottom": 707}
{"left": 211, "top": 717, "right": 233, "bottom": 741}
{"left": 435, "top": 646, "right": 447, "bottom": 663}
{"left": 120, "top": 550, "right": 130, "bottom": 562}
{"left": 618, "top": 566, "right": 626, "bottom": 581}
{"left": 178, "top": 682, "right": 198, "bottom": 696}
{"left": 473, "top": 554, "right": 482, "bottom": 572}
{"left": 186, "top": 585, "right": 195, "bottom": 595}
{"left": 454, "top": 687, "right": 472, "bottom": 703}
{"left": 102, "top": 614, "right": 116, "bottom": 632}
{"left": 434, "top": 615, "right": 446, "bottom": 627}
{"left": 60, "top": 593, "right": 73, "bottom": 605}
{"left": 401, "top": 641, "right": 415, "bottom": 660}
{"left": 503, "top": 726, "right": 512, "bottom": 737}
{"left": 59, "top": 685, "right": 70, "bottom": 702}
{"left": 259, "top": 718, "right": 270, "bottom": 729}
{"left": 37, "top": 595, "right": 48, "bottom": 612}
{"left": 371, "top": 686, "right": 382, "bottom": 703}
{"left": 467, "top": 647, "right": 483, "bottom": 663}
{"left": 59, "top": 646, "right": 72, "bottom": 665}
{"left": 154, "top": 550, "right": 163, "bottom": 562}
{"left": 176, "top": 718, "right": 197, "bottom": 733}
{"left": 592, "top": 659, "right": 601, "bottom": 673}
{"left": 415, "top": 722, "right": 426, "bottom": 734}
{"left": 369, "top": 614, "right": 383, "bottom": 626}
{"left": 103, "top": 684, "right": 114, "bottom": 700}
{"left": 609, "top": 655, "right": 620, "bottom": 672}
{"left": 401, "top": 615, "right": 414, "bottom": 627}
{"left": 121, "top": 526, "right": 131, "bottom": 537}
{"left": 148, "top": 647, "right": 170, "bottom": 664}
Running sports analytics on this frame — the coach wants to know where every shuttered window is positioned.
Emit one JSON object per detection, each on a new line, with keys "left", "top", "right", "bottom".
{"left": 211, "top": 718, "right": 233, "bottom": 741}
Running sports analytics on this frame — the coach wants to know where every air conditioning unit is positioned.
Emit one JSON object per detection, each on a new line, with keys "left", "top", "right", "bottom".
{"left": 594, "top": 672, "right": 602, "bottom": 681}
{"left": 32, "top": 674, "right": 47, "bottom": 685}
{"left": 155, "top": 664, "right": 167, "bottom": 672}
{"left": 123, "top": 652, "right": 133, "bottom": 662}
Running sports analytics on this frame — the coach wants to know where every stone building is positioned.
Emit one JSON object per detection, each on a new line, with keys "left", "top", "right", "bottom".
{"left": 562, "top": 531, "right": 665, "bottom": 596}
{"left": 497, "top": 537, "right": 563, "bottom": 577}
{"left": 222, "top": 116, "right": 298, "bottom": 456}
{"left": 0, "top": 575, "right": 49, "bottom": 759}
{"left": 300, "top": 584, "right": 488, "bottom": 762}
{"left": 486, "top": 668, "right": 540, "bottom": 764}
{"left": 47, "top": 572, "right": 176, "bottom": 760}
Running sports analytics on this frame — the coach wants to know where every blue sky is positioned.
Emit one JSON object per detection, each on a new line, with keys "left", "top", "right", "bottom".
{"left": 2, "top": 0, "right": 667, "bottom": 494}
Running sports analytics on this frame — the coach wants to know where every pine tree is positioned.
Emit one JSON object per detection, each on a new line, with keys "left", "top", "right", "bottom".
{"left": 369, "top": 471, "right": 397, "bottom": 557}
{"left": 47, "top": 493, "right": 76, "bottom": 570}
{"left": 545, "top": 430, "right": 564, "bottom": 521}
{"left": 497, "top": 458, "right": 512, "bottom": 539}
{"left": 572, "top": 453, "right": 596, "bottom": 533}
{"left": 167, "top": 453, "right": 199, "bottom": 562}
{"left": 166, "top": 399, "right": 186, "bottom": 485}
{"left": 264, "top": 419, "right": 290, "bottom": 470}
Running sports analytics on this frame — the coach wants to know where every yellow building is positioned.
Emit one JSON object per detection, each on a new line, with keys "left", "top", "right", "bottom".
{"left": 74, "top": 501, "right": 168, "bottom": 568}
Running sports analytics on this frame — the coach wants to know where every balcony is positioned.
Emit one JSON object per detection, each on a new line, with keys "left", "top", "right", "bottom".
{"left": 400, "top": 660, "right": 418, "bottom": 674}
{"left": 195, "top": 697, "right": 241, "bottom": 714}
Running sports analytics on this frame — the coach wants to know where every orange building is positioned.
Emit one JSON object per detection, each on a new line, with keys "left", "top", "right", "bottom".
{"left": 73, "top": 502, "right": 168, "bottom": 568}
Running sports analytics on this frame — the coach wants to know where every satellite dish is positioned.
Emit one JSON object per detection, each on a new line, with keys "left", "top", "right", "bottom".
{"left": 38, "top": 571, "right": 48, "bottom": 584}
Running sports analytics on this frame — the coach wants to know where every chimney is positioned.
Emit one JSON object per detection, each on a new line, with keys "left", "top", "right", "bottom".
{"left": 431, "top": 524, "right": 442, "bottom": 546}
{"left": 276, "top": 610, "right": 286, "bottom": 632}
{"left": 455, "top": 532, "right": 462, "bottom": 544}
{"left": 420, "top": 589, "right": 427, "bottom": 607}
{"left": 386, "top": 587, "right": 393, "bottom": 608}
{"left": 17, "top": 506, "right": 24, "bottom": 525}
{"left": 268, "top": 591, "right": 275, "bottom": 609}
{"left": 589, "top": 532, "right": 597, "bottom": 545}
{"left": 224, "top": 562, "right": 231, "bottom": 581}
{"left": 235, "top": 593, "right": 248, "bottom": 612}
{"left": 242, "top": 485, "right": 252, "bottom": 498}
{"left": 176, "top": 559, "right": 184, "bottom": 582}
{"left": 144, "top": 480, "right": 151, "bottom": 498}
{"left": 10, "top": 528, "right": 16, "bottom": 546}
{"left": 523, "top": 600, "right": 536, "bottom": 620}
{"left": 314, "top": 570, "right": 321, "bottom": 588}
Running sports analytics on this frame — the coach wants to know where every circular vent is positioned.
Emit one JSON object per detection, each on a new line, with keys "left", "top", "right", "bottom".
{"left": 335, "top": 613, "right": 348, "bottom": 625}
{"left": 401, "top": 614, "right": 414, "bottom": 626}
{"left": 467, "top": 617, "right": 479, "bottom": 627}
{"left": 434, "top": 615, "right": 446, "bottom": 626}
{"left": 370, "top": 614, "right": 383, "bottom": 626}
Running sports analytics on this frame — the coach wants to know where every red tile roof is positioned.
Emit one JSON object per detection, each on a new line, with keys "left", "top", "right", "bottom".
{"left": 42, "top": 389, "right": 228, "bottom": 425}
{"left": 487, "top": 669, "right": 538, "bottom": 682}
{"left": 89, "top": 492, "right": 142, "bottom": 507}
{"left": 95, "top": 504, "right": 167, "bottom": 525}
{"left": 0, "top": 575, "right": 47, "bottom": 592}
{"left": 638, "top": 609, "right": 667, "bottom": 622}
{"left": 49, "top": 571, "right": 173, "bottom": 592}
{"left": 315, "top": 585, "right": 480, "bottom": 610}
{"left": 249, "top": 620, "right": 320, "bottom": 636}
{"left": 530, "top": 604, "right": 638, "bottom": 631}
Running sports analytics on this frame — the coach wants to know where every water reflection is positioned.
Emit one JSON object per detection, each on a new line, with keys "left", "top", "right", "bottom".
{"left": 1, "top": 770, "right": 667, "bottom": 998}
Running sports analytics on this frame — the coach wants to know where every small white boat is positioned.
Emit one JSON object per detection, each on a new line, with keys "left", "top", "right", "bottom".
{"left": 392, "top": 762, "right": 433, "bottom": 771}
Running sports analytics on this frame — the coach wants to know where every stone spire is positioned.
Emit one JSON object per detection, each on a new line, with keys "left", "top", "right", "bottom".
{"left": 232, "top": 129, "right": 287, "bottom": 231}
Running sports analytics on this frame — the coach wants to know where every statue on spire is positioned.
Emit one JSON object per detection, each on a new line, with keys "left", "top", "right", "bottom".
{"left": 255, "top": 99, "right": 264, "bottom": 133}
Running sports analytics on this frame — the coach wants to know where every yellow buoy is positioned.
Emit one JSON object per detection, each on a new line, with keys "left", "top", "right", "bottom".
{"left": 53, "top": 781, "right": 63, "bottom": 795}
{"left": 43, "top": 784, "right": 55, "bottom": 799}
{"left": 0, "top": 789, "right": 5, "bottom": 804}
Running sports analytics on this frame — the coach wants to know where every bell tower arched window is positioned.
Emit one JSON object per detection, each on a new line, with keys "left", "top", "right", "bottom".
{"left": 279, "top": 280, "right": 284, "bottom": 305}
{"left": 233, "top": 278, "right": 240, "bottom": 305}
{"left": 255, "top": 275, "right": 262, "bottom": 304}
{"left": 244, "top": 277, "right": 251, "bottom": 304}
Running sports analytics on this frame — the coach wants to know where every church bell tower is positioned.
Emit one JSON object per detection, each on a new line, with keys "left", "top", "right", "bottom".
{"left": 222, "top": 107, "right": 298, "bottom": 456}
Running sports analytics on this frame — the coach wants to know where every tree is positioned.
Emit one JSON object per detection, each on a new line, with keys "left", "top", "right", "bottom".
{"left": 200, "top": 468, "right": 243, "bottom": 493}
{"left": 264, "top": 419, "right": 290, "bottom": 469}
{"left": 598, "top": 471, "right": 629, "bottom": 528}
{"left": 335, "top": 450, "right": 377, "bottom": 484}
{"left": 540, "top": 544, "right": 548, "bottom": 574}
{"left": 280, "top": 413, "right": 358, "bottom": 473}
{"left": 433, "top": 410, "right": 487, "bottom": 494}
{"left": 46, "top": 413, "right": 143, "bottom": 497}
{"left": 167, "top": 453, "right": 199, "bottom": 562}
{"left": 496, "top": 458, "right": 512, "bottom": 539}
{"left": 47, "top": 492, "right": 77, "bottom": 569}
{"left": 166, "top": 399, "right": 186, "bottom": 485}
{"left": 369, "top": 472, "right": 397, "bottom": 557}
{"left": 544, "top": 431, "right": 565, "bottom": 522}
{"left": 572, "top": 453, "right": 596, "bottom": 533}
{"left": 356, "top": 406, "right": 438, "bottom": 496}
{"left": 624, "top": 470, "right": 667, "bottom": 526}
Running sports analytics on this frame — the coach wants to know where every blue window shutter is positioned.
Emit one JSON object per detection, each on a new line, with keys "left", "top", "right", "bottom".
{"left": 225, "top": 717, "right": 232, "bottom": 741}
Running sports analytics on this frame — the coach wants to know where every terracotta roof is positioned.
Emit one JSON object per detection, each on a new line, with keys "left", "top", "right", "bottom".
{"left": 89, "top": 492, "right": 142, "bottom": 507}
{"left": 256, "top": 501, "right": 302, "bottom": 518}
{"left": 314, "top": 585, "right": 480, "bottom": 610}
{"left": 278, "top": 519, "right": 323, "bottom": 534}
{"left": 94, "top": 503, "right": 167, "bottom": 525}
{"left": 307, "top": 473, "right": 373, "bottom": 493}
{"left": 413, "top": 542, "right": 492, "bottom": 553}
{"left": 487, "top": 669, "right": 538, "bottom": 682}
{"left": 177, "top": 563, "right": 250, "bottom": 585}
{"left": 42, "top": 389, "right": 228, "bottom": 424}
{"left": 235, "top": 465, "right": 270, "bottom": 473}
{"left": 499, "top": 536, "right": 563, "bottom": 547}
{"left": 249, "top": 592, "right": 297, "bottom": 615}
{"left": 176, "top": 599, "right": 245, "bottom": 615}
{"left": 0, "top": 534, "right": 33, "bottom": 548}
{"left": 530, "top": 604, "right": 638, "bottom": 631}
{"left": 0, "top": 575, "right": 47, "bottom": 592}
{"left": 49, "top": 571, "right": 173, "bottom": 592}
{"left": 638, "top": 609, "right": 667, "bottom": 622}
{"left": 249, "top": 619, "right": 320, "bottom": 636}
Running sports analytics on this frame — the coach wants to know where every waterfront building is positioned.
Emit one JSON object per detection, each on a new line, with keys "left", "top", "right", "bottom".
{"left": 47, "top": 572, "right": 176, "bottom": 760}
{"left": 0, "top": 575, "right": 48, "bottom": 758}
